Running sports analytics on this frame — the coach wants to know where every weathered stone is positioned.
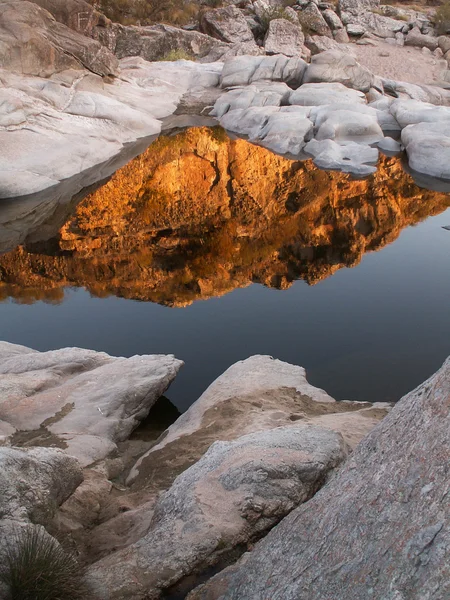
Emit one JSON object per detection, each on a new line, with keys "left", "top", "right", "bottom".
{"left": 382, "top": 78, "right": 450, "bottom": 105}
{"left": 112, "top": 24, "right": 230, "bottom": 62}
{"left": 402, "top": 121, "right": 450, "bottom": 179}
{"left": 87, "top": 425, "right": 349, "bottom": 599}
{"left": 0, "top": 0, "right": 119, "bottom": 77}
{"left": 188, "top": 357, "right": 450, "bottom": 600}
{"left": 212, "top": 82, "right": 291, "bottom": 118}
{"left": 297, "top": 2, "right": 332, "bottom": 37}
{"left": 200, "top": 6, "right": 254, "bottom": 44}
{"left": 30, "top": 0, "right": 111, "bottom": 37}
{"left": 333, "top": 28, "right": 350, "bottom": 43}
{"left": 0, "top": 341, "right": 183, "bottom": 466}
{"left": 346, "top": 22, "right": 366, "bottom": 36}
{"left": 0, "top": 446, "right": 82, "bottom": 525}
{"left": 219, "top": 54, "right": 307, "bottom": 89}
{"left": 315, "top": 110, "right": 384, "bottom": 144}
{"left": 256, "top": 111, "right": 314, "bottom": 154}
{"left": 438, "top": 35, "right": 450, "bottom": 54}
{"left": 289, "top": 81, "right": 366, "bottom": 105}
{"left": 303, "top": 50, "right": 375, "bottom": 92}
{"left": 263, "top": 18, "right": 305, "bottom": 56}
{"left": 305, "top": 138, "right": 378, "bottom": 176}
{"left": 322, "top": 8, "right": 344, "bottom": 30}
{"left": 339, "top": 0, "right": 380, "bottom": 20}
{"left": 311, "top": 102, "right": 399, "bottom": 131}
{"left": 405, "top": 26, "right": 439, "bottom": 51}
{"left": 305, "top": 34, "right": 351, "bottom": 55}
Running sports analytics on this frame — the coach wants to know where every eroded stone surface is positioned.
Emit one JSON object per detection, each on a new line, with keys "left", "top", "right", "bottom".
{"left": 0, "top": 342, "right": 183, "bottom": 466}
{"left": 188, "top": 357, "right": 450, "bottom": 600}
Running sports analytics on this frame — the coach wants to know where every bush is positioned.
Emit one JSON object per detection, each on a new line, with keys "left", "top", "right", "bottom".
{"left": 159, "top": 48, "right": 195, "bottom": 61}
{"left": 0, "top": 528, "right": 85, "bottom": 600}
{"left": 435, "top": 1, "right": 450, "bottom": 34}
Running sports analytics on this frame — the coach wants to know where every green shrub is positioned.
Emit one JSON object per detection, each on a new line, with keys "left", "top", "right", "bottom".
{"left": 435, "top": 1, "right": 450, "bottom": 34}
{"left": 159, "top": 48, "right": 195, "bottom": 61}
{"left": 0, "top": 528, "right": 85, "bottom": 600}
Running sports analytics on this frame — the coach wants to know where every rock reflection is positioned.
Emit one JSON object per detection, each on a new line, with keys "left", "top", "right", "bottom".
{"left": 0, "top": 127, "right": 449, "bottom": 306}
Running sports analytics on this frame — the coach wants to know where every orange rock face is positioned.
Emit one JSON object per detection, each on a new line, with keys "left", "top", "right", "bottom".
{"left": 0, "top": 127, "right": 449, "bottom": 306}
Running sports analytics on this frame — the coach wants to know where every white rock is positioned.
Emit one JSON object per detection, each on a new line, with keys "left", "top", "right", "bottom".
{"left": 289, "top": 82, "right": 366, "bottom": 106}
{"left": 0, "top": 342, "right": 183, "bottom": 466}
{"left": 390, "top": 98, "right": 450, "bottom": 128}
{"left": 402, "top": 121, "right": 450, "bottom": 179}
{"left": 257, "top": 112, "right": 313, "bottom": 155}
{"left": 315, "top": 110, "right": 385, "bottom": 144}
{"left": 305, "top": 138, "right": 378, "bottom": 176}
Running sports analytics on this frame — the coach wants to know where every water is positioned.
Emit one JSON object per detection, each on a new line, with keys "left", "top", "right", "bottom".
{"left": 0, "top": 127, "right": 449, "bottom": 411}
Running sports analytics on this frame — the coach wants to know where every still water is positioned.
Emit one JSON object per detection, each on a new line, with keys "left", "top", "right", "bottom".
{"left": 0, "top": 127, "right": 449, "bottom": 411}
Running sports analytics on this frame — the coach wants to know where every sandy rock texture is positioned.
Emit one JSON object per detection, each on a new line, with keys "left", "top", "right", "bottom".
{"left": 188, "top": 357, "right": 450, "bottom": 600}
{"left": 0, "top": 341, "right": 183, "bottom": 466}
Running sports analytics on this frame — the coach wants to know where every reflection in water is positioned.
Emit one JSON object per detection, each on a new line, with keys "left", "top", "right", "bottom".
{"left": 0, "top": 127, "right": 449, "bottom": 305}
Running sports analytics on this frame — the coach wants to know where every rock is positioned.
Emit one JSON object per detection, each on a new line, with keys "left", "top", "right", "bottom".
{"left": 334, "top": 28, "right": 350, "bottom": 43}
{"left": 200, "top": 6, "right": 254, "bottom": 44}
{"left": 212, "top": 82, "right": 291, "bottom": 117}
{"left": 30, "top": 0, "right": 111, "bottom": 38}
{"left": 188, "top": 357, "right": 450, "bottom": 600}
{"left": 339, "top": 0, "right": 380, "bottom": 20}
{"left": 382, "top": 78, "right": 450, "bottom": 105}
{"left": 311, "top": 102, "right": 399, "bottom": 132}
{"left": 395, "top": 31, "right": 405, "bottom": 46}
{"left": 422, "top": 46, "right": 432, "bottom": 55}
{"left": 263, "top": 18, "right": 305, "bottom": 56}
{"left": 303, "top": 50, "right": 375, "bottom": 92}
{"left": 305, "top": 138, "right": 378, "bottom": 175}
{"left": 127, "top": 356, "right": 390, "bottom": 490}
{"left": 0, "top": 58, "right": 221, "bottom": 198}
{"left": 0, "top": 341, "right": 183, "bottom": 466}
{"left": 297, "top": 2, "right": 332, "bottom": 37}
{"left": 0, "top": 446, "right": 82, "bottom": 525}
{"left": 315, "top": 110, "right": 384, "bottom": 144}
{"left": 402, "top": 120, "right": 450, "bottom": 179}
{"left": 305, "top": 34, "right": 354, "bottom": 55}
{"left": 322, "top": 8, "right": 344, "bottom": 31}
{"left": 346, "top": 22, "right": 367, "bottom": 36}
{"left": 434, "top": 47, "right": 444, "bottom": 59}
{"left": 377, "top": 136, "right": 402, "bottom": 153}
{"left": 87, "top": 425, "right": 349, "bottom": 599}
{"left": 289, "top": 81, "right": 366, "bottom": 105}
{"left": 405, "top": 26, "right": 439, "bottom": 51}
{"left": 0, "top": 0, "right": 119, "bottom": 77}
{"left": 255, "top": 111, "right": 314, "bottom": 154}
{"left": 438, "top": 35, "right": 450, "bottom": 54}
{"left": 219, "top": 54, "right": 307, "bottom": 88}
{"left": 112, "top": 24, "right": 231, "bottom": 62}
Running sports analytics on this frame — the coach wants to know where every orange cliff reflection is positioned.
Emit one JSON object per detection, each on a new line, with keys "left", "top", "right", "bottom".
{"left": 0, "top": 127, "right": 449, "bottom": 307}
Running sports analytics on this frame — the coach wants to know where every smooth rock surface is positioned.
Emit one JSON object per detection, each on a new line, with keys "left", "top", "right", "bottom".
{"left": 289, "top": 81, "right": 366, "bottom": 106}
{"left": 401, "top": 120, "right": 450, "bottom": 180}
{"left": 188, "top": 357, "right": 450, "bottom": 600}
{"left": 0, "top": 342, "right": 183, "bottom": 466}
{"left": 303, "top": 50, "right": 375, "bottom": 92}
{"left": 305, "top": 138, "right": 378, "bottom": 175}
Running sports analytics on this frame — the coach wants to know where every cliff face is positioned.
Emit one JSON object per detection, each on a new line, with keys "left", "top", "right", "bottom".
{"left": 0, "top": 127, "right": 449, "bottom": 306}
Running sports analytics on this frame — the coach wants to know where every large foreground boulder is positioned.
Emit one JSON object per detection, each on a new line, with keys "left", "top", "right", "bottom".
{"left": 86, "top": 425, "right": 348, "bottom": 599}
{"left": 0, "top": 342, "right": 183, "bottom": 465}
{"left": 188, "top": 357, "right": 450, "bottom": 600}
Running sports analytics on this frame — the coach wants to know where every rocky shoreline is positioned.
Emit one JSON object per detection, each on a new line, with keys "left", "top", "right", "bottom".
{"left": 3, "top": 0, "right": 450, "bottom": 199}
{"left": 0, "top": 341, "right": 448, "bottom": 599}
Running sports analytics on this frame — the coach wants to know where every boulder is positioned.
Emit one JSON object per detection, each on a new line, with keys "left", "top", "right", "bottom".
{"left": 263, "top": 18, "right": 305, "bottom": 57}
{"left": 305, "top": 138, "right": 378, "bottom": 176}
{"left": 339, "top": 0, "right": 380, "bottom": 20}
{"left": 322, "top": 8, "right": 344, "bottom": 31}
{"left": 382, "top": 78, "right": 450, "bottom": 106}
{"left": 127, "top": 356, "right": 390, "bottom": 489}
{"left": 0, "top": 341, "right": 183, "bottom": 466}
{"left": 0, "top": 446, "right": 82, "bottom": 525}
{"left": 29, "top": 0, "right": 111, "bottom": 37}
{"left": 256, "top": 111, "right": 314, "bottom": 154}
{"left": 405, "top": 26, "right": 439, "bottom": 51}
{"left": 402, "top": 121, "right": 450, "bottom": 179}
{"left": 188, "top": 357, "right": 450, "bottom": 600}
{"left": 112, "top": 23, "right": 231, "bottom": 62}
{"left": 86, "top": 425, "right": 349, "bottom": 599}
{"left": 219, "top": 54, "right": 307, "bottom": 88}
{"left": 311, "top": 102, "right": 400, "bottom": 131}
{"left": 211, "top": 82, "right": 291, "bottom": 117}
{"left": 333, "top": 28, "right": 350, "bottom": 43}
{"left": 305, "top": 34, "right": 351, "bottom": 55}
{"left": 0, "top": 0, "right": 119, "bottom": 77}
{"left": 390, "top": 98, "right": 450, "bottom": 128}
{"left": 315, "top": 109, "right": 384, "bottom": 144}
{"left": 199, "top": 6, "right": 255, "bottom": 44}
{"left": 346, "top": 22, "right": 366, "bottom": 36}
{"left": 438, "top": 35, "right": 450, "bottom": 54}
{"left": 297, "top": 2, "right": 332, "bottom": 37}
{"left": 289, "top": 81, "right": 366, "bottom": 105}
{"left": 303, "top": 50, "right": 375, "bottom": 92}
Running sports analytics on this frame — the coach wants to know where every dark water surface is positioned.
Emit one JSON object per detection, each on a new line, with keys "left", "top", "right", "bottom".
{"left": 0, "top": 127, "right": 449, "bottom": 411}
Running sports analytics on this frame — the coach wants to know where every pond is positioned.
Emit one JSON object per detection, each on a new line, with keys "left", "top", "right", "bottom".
{"left": 0, "top": 126, "right": 449, "bottom": 411}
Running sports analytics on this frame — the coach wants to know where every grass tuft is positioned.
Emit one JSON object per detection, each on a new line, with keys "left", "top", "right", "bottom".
{"left": 0, "top": 528, "right": 85, "bottom": 600}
